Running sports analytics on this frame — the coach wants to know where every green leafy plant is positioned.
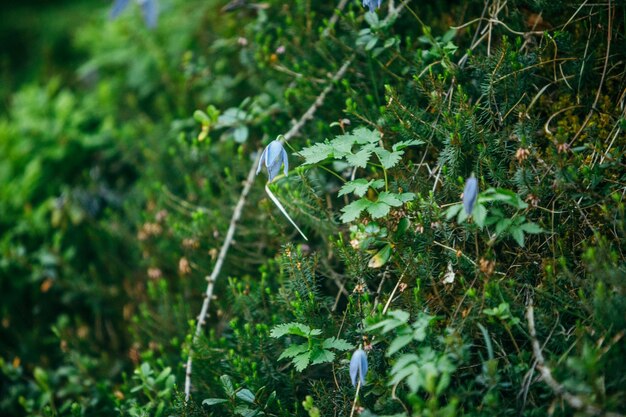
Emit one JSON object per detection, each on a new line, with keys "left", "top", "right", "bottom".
{"left": 445, "top": 187, "right": 543, "bottom": 246}
{"left": 299, "top": 127, "right": 421, "bottom": 222}
{"left": 202, "top": 375, "right": 276, "bottom": 417}
{"left": 270, "top": 323, "right": 354, "bottom": 372}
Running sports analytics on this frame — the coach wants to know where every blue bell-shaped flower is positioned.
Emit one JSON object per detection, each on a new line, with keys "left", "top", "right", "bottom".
{"left": 463, "top": 175, "right": 478, "bottom": 215}
{"left": 349, "top": 348, "right": 368, "bottom": 387}
{"left": 256, "top": 140, "right": 289, "bottom": 182}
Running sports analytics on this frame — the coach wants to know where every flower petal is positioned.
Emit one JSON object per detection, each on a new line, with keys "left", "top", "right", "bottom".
{"left": 463, "top": 176, "right": 478, "bottom": 215}
{"left": 256, "top": 147, "right": 267, "bottom": 176}
{"left": 281, "top": 147, "right": 289, "bottom": 176}
{"left": 349, "top": 349, "right": 368, "bottom": 387}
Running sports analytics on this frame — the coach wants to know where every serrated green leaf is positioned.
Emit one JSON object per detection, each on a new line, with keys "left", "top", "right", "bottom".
{"left": 299, "top": 142, "right": 334, "bottom": 165}
{"left": 377, "top": 192, "right": 403, "bottom": 207}
{"left": 392, "top": 139, "right": 424, "bottom": 151}
{"left": 292, "top": 352, "right": 311, "bottom": 372}
{"left": 445, "top": 204, "right": 463, "bottom": 220}
{"left": 310, "top": 348, "right": 335, "bottom": 365}
{"left": 511, "top": 228, "right": 525, "bottom": 247}
{"left": 366, "top": 201, "right": 391, "bottom": 218}
{"left": 371, "top": 179, "right": 385, "bottom": 189}
{"left": 341, "top": 198, "right": 372, "bottom": 223}
{"left": 495, "top": 218, "right": 512, "bottom": 235}
{"left": 322, "top": 337, "right": 355, "bottom": 351}
{"left": 387, "top": 333, "right": 414, "bottom": 356}
{"left": 346, "top": 147, "right": 373, "bottom": 168}
{"left": 330, "top": 134, "right": 356, "bottom": 155}
{"left": 278, "top": 343, "right": 309, "bottom": 360}
{"left": 398, "top": 192, "right": 415, "bottom": 202}
{"left": 374, "top": 148, "right": 403, "bottom": 169}
{"left": 352, "top": 127, "right": 380, "bottom": 144}
{"left": 473, "top": 204, "right": 487, "bottom": 228}
{"left": 339, "top": 179, "right": 371, "bottom": 197}
{"left": 519, "top": 222, "right": 543, "bottom": 234}
{"left": 270, "top": 322, "right": 311, "bottom": 338}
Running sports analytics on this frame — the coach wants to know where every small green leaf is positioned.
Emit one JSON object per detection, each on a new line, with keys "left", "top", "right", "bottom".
{"left": 520, "top": 222, "right": 543, "bottom": 234}
{"left": 393, "top": 139, "right": 424, "bottom": 151}
{"left": 398, "top": 192, "right": 415, "bottom": 202}
{"left": 374, "top": 148, "right": 403, "bottom": 169}
{"left": 278, "top": 343, "right": 309, "bottom": 360}
{"left": 236, "top": 389, "right": 256, "bottom": 404}
{"left": 368, "top": 244, "right": 392, "bottom": 268}
{"left": 292, "top": 352, "right": 311, "bottom": 372}
{"left": 270, "top": 322, "right": 312, "bottom": 338}
{"left": 341, "top": 198, "right": 372, "bottom": 223}
{"left": 322, "top": 337, "right": 355, "bottom": 351}
{"left": 203, "top": 398, "right": 228, "bottom": 406}
{"left": 366, "top": 201, "right": 391, "bottom": 219}
{"left": 310, "top": 348, "right": 335, "bottom": 365}
{"left": 194, "top": 110, "right": 210, "bottom": 123}
{"left": 346, "top": 146, "right": 374, "bottom": 168}
{"left": 387, "top": 333, "right": 413, "bottom": 356}
{"left": 339, "top": 179, "right": 371, "bottom": 197}
{"left": 473, "top": 204, "right": 487, "bottom": 228}
{"left": 511, "top": 228, "right": 525, "bottom": 247}
{"left": 377, "top": 192, "right": 403, "bottom": 207}
{"left": 352, "top": 127, "right": 380, "bottom": 144}
{"left": 299, "top": 142, "right": 334, "bottom": 165}
{"left": 234, "top": 405, "right": 260, "bottom": 417}
{"left": 445, "top": 204, "right": 463, "bottom": 220}
{"left": 220, "top": 375, "right": 235, "bottom": 398}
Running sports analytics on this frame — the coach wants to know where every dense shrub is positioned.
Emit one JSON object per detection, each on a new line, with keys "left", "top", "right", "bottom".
{"left": 1, "top": 0, "right": 624, "bottom": 416}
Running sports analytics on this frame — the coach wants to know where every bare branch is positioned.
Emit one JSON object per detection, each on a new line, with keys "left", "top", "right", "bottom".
{"left": 526, "top": 301, "right": 623, "bottom": 417}
{"left": 184, "top": 150, "right": 261, "bottom": 401}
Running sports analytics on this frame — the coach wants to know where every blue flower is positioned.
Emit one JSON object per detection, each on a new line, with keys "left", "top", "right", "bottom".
{"left": 463, "top": 175, "right": 478, "bottom": 215}
{"left": 362, "top": 0, "right": 382, "bottom": 12}
{"left": 256, "top": 140, "right": 289, "bottom": 182}
{"left": 349, "top": 348, "right": 368, "bottom": 387}
{"left": 110, "top": 0, "right": 159, "bottom": 28}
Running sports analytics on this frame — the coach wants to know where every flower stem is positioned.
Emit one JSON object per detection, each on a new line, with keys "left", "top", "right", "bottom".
{"left": 265, "top": 183, "right": 309, "bottom": 241}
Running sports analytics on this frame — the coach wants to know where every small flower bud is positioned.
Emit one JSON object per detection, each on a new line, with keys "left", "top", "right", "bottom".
{"left": 349, "top": 348, "right": 368, "bottom": 387}
{"left": 463, "top": 175, "right": 478, "bottom": 215}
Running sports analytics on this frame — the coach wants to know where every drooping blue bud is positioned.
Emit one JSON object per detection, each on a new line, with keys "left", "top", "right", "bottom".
{"left": 256, "top": 140, "right": 289, "bottom": 182}
{"left": 349, "top": 348, "right": 368, "bottom": 387}
{"left": 463, "top": 175, "right": 478, "bottom": 215}
{"left": 362, "top": 0, "right": 382, "bottom": 12}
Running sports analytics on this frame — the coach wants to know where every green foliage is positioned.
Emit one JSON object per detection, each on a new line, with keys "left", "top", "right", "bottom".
{"left": 270, "top": 322, "right": 354, "bottom": 372}
{"left": 445, "top": 187, "right": 543, "bottom": 246}
{"left": 2, "top": 0, "right": 626, "bottom": 416}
